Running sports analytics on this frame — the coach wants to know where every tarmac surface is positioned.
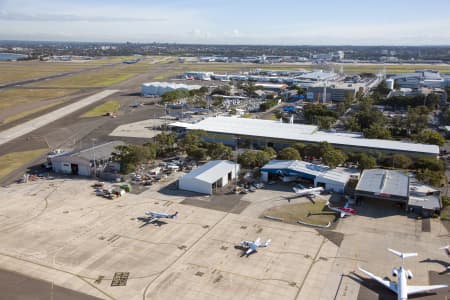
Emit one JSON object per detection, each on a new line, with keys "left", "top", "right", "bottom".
{"left": 0, "top": 268, "right": 103, "bottom": 300}
{"left": 0, "top": 176, "right": 448, "bottom": 300}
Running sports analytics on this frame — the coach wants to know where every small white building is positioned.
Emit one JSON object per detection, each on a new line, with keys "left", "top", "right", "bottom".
{"left": 178, "top": 160, "right": 240, "bottom": 195}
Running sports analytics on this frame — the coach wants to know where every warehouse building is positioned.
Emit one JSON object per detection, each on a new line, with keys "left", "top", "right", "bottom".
{"left": 178, "top": 160, "right": 240, "bottom": 195}
{"left": 170, "top": 117, "right": 439, "bottom": 157}
{"left": 260, "top": 160, "right": 353, "bottom": 193}
{"left": 141, "top": 82, "right": 202, "bottom": 96}
{"left": 355, "top": 169, "right": 410, "bottom": 203}
{"left": 50, "top": 141, "right": 124, "bottom": 177}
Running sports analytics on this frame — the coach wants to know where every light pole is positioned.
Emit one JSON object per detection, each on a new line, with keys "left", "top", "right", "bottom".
{"left": 91, "top": 138, "right": 97, "bottom": 178}
{"left": 234, "top": 136, "right": 240, "bottom": 191}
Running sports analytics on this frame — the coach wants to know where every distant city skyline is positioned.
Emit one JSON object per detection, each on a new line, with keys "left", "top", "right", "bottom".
{"left": 1, "top": 0, "right": 450, "bottom": 45}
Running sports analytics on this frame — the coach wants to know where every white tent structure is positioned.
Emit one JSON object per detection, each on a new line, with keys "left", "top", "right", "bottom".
{"left": 179, "top": 160, "right": 240, "bottom": 195}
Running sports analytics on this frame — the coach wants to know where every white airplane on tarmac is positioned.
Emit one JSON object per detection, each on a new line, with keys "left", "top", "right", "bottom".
{"left": 144, "top": 211, "right": 178, "bottom": 224}
{"left": 240, "top": 238, "right": 271, "bottom": 257}
{"left": 359, "top": 248, "right": 448, "bottom": 300}
{"left": 292, "top": 186, "right": 324, "bottom": 197}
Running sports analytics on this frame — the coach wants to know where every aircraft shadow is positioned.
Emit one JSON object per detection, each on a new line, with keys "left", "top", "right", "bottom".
{"left": 234, "top": 245, "right": 256, "bottom": 258}
{"left": 136, "top": 217, "right": 167, "bottom": 228}
{"left": 420, "top": 258, "right": 450, "bottom": 274}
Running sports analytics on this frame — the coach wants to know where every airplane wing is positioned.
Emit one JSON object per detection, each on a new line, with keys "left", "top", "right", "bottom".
{"left": 245, "top": 248, "right": 255, "bottom": 256}
{"left": 358, "top": 267, "right": 398, "bottom": 293}
{"left": 146, "top": 218, "right": 157, "bottom": 224}
{"left": 407, "top": 284, "right": 448, "bottom": 295}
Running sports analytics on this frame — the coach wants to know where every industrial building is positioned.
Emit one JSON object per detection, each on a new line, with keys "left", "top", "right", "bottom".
{"left": 355, "top": 169, "right": 442, "bottom": 216}
{"left": 391, "top": 70, "right": 448, "bottom": 89}
{"left": 50, "top": 141, "right": 124, "bottom": 177}
{"left": 355, "top": 169, "right": 410, "bottom": 203}
{"left": 178, "top": 160, "right": 240, "bottom": 195}
{"left": 170, "top": 117, "right": 439, "bottom": 157}
{"left": 141, "top": 82, "right": 202, "bottom": 96}
{"left": 260, "top": 160, "right": 353, "bottom": 193}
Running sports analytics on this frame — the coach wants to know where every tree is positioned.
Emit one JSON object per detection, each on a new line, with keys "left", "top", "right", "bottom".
{"left": 413, "top": 129, "right": 445, "bottom": 146}
{"left": 186, "top": 145, "right": 207, "bottom": 161}
{"left": 406, "top": 106, "right": 429, "bottom": 134}
{"left": 206, "top": 142, "right": 233, "bottom": 160}
{"left": 161, "top": 89, "right": 190, "bottom": 103}
{"left": 357, "top": 153, "right": 376, "bottom": 170}
{"left": 179, "top": 130, "right": 206, "bottom": 150}
{"left": 363, "top": 123, "right": 392, "bottom": 139}
{"left": 238, "top": 150, "right": 270, "bottom": 168}
{"left": 303, "top": 144, "right": 320, "bottom": 159}
{"left": 242, "top": 81, "right": 258, "bottom": 97}
{"left": 113, "top": 144, "right": 157, "bottom": 173}
{"left": 391, "top": 154, "right": 413, "bottom": 169}
{"left": 260, "top": 146, "right": 277, "bottom": 158}
{"left": 153, "top": 132, "right": 176, "bottom": 157}
{"left": 291, "top": 143, "right": 305, "bottom": 157}
{"left": 416, "top": 169, "right": 443, "bottom": 187}
{"left": 321, "top": 147, "right": 346, "bottom": 168}
{"left": 414, "top": 157, "right": 445, "bottom": 172}
{"left": 277, "top": 147, "right": 301, "bottom": 160}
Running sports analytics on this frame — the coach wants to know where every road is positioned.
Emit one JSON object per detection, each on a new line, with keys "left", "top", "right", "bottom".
{"left": 0, "top": 90, "right": 118, "bottom": 147}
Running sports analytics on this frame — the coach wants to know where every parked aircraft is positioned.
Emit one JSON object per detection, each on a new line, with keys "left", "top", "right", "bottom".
{"left": 292, "top": 186, "right": 324, "bottom": 197}
{"left": 326, "top": 201, "right": 356, "bottom": 218}
{"left": 240, "top": 238, "right": 271, "bottom": 257}
{"left": 144, "top": 211, "right": 178, "bottom": 224}
{"left": 359, "top": 248, "right": 447, "bottom": 300}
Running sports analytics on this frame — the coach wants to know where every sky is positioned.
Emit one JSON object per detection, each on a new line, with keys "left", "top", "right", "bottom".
{"left": 0, "top": 0, "right": 450, "bottom": 45}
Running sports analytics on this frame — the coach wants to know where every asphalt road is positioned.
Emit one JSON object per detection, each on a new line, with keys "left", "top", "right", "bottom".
{"left": 0, "top": 90, "right": 118, "bottom": 146}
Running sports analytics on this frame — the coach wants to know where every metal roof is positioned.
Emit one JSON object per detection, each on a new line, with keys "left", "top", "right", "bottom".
{"left": 261, "top": 160, "right": 351, "bottom": 184}
{"left": 181, "top": 160, "right": 238, "bottom": 184}
{"left": 56, "top": 141, "right": 125, "bottom": 162}
{"left": 170, "top": 117, "right": 439, "bottom": 156}
{"left": 355, "top": 169, "right": 409, "bottom": 198}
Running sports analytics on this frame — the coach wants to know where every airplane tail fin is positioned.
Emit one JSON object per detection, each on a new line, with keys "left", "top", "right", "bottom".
{"left": 265, "top": 239, "right": 271, "bottom": 247}
{"left": 388, "top": 248, "right": 417, "bottom": 266}
{"left": 172, "top": 211, "right": 178, "bottom": 218}
{"left": 439, "top": 245, "right": 449, "bottom": 250}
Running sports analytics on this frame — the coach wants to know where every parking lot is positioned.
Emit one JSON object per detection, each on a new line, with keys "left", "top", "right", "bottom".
{"left": 0, "top": 176, "right": 448, "bottom": 300}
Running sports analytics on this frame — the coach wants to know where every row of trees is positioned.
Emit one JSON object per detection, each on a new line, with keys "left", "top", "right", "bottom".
{"left": 161, "top": 87, "right": 209, "bottom": 103}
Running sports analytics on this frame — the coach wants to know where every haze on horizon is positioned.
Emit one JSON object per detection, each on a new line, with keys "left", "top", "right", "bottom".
{"left": 0, "top": 0, "right": 450, "bottom": 46}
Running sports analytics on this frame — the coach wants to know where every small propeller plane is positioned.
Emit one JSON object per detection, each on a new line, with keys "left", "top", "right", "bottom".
{"left": 359, "top": 248, "right": 448, "bottom": 300}
{"left": 240, "top": 238, "right": 271, "bottom": 257}
{"left": 292, "top": 186, "right": 324, "bottom": 197}
{"left": 326, "top": 201, "right": 356, "bottom": 218}
{"left": 144, "top": 211, "right": 178, "bottom": 224}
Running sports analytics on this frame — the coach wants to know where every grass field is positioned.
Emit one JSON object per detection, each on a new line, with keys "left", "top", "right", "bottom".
{"left": 262, "top": 200, "right": 336, "bottom": 226}
{"left": 33, "top": 62, "right": 153, "bottom": 88}
{"left": 0, "top": 148, "right": 48, "bottom": 180}
{"left": 1, "top": 100, "right": 64, "bottom": 124}
{"left": 80, "top": 100, "right": 121, "bottom": 118}
{"left": 0, "top": 88, "right": 80, "bottom": 110}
